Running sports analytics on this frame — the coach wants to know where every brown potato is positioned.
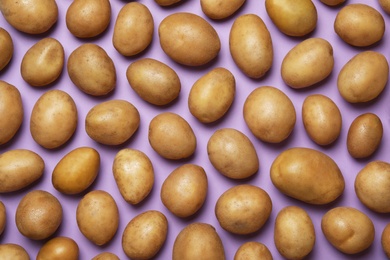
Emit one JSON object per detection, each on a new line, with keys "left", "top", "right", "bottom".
{"left": 320, "top": 0, "right": 345, "bottom": 6}
{"left": 382, "top": 223, "right": 390, "bottom": 258}
{"left": 36, "top": 236, "right": 79, "bottom": 260}
{"left": 0, "top": 201, "right": 5, "bottom": 236}
{"left": 0, "top": 27, "right": 13, "bottom": 71}
{"left": 154, "top": 0, "right": 182, "bottom": 6}
{"left": 92, "top": 252, "right": 120, "bottom": 260}
{"left": 0, "top": 244, "right": 29, "bottom": 259}
{"left": 379, "top": 0, "right": 390, "bottom": 14}
{"left": 234, "top": 241, "right": 272, "bottom": 260}
{"left": 201, "top": 0, "right": 246, "bottom": 19}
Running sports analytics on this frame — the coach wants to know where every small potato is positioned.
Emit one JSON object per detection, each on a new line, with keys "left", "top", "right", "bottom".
{"left": 21, "top": 37, "right": 64, "bottom": 87}
{"left": 161, "top": 164, "right": 208, "bottom": 218}
{"left": 320, "top": 0, "right": 345, "bottom": 6}
{"left": 0, "top": 244, "right": 29, "bottom": 259}
{"left": 126, "top": 58, "right": 181, "bottom": 106}
{"left": 159, "top": 12, "right": 220, "bottom": 66}
{"left": 154, "top": 0, "right": 182, "bottom": 6}
{"left": 36, "top": 236, "right": 79, "bottom": 260}
{"left": 0, "top": 201, "right": 5, "bottom": 236}
{"left": 188, "top": 67, "right": 235, "bottom": 123}
{"left": 76, "top": 190, "right": 119, "bottom": 246}
{"left": 215, "top": 184, "right": 272, "bottom": 235}
{"left": 122, "top": 210, "right": 168, "bottom": 259}
{"left": 85, "top": 99, "right": 140, "bottom": 145}
{"left": 201, "top": 0, "right": 246, "bottom": 19}
{"left": 379, "top": 0, "right": 390, "bottom": 14}
{"left": 92, "top": 252, "right": 120, "bottom": 260}
{"left": 207, "top": 128, "right": 259, "bottom": 179}
{"left": 382, "top": 223, "right": 390, "bottom": 258}
{"left": 113, "top": 2, "right": 154, "bottom": 56}
{"left": 321, "top": 207, "right": 375, "bottom": 254}
{"left": 334, "top": 4, "right": 385, "bottom": 47}
{"left": 281, "top": 38, "right": 334, "bottom": 89}
{"left": 0, "top": 27, "right": 13, "bottom": 71}
{"left": 243, "top": 86, "right": 296, "bottom": 143}
{"left": 234, "top": 242, "right": 273, "bottom": 260}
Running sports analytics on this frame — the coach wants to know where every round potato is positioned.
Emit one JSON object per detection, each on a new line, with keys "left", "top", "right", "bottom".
{"left": 0, "top": 201, "right": 5, "bottom": 236}
{"left": 0, "top": 27, "right": 13, "bottom": 71}
{"left": 320, "top": 0, "right": 345, "bottom": 6}
{"left": 154, "top": 0, "right": 182, "bottom": 6}
{"left": 201, "top": 0, "right": 245, "bottom": 19}
{"left": 92, "top": 252, "right": 120, "bottom": 260}
{"left": 0, "top": 244, "right": 29, "bottom": 259}
{"left": 36, "top": 236, "right": 79, "bottom": 260}
{"left": 379, "top": 0, "right": 390, "bottom": 14}
{"left": 234, "top": 242, "right": 273, "bottom": 260}
{"left": 382, "top": 223, "right": 390, "bottom": 258}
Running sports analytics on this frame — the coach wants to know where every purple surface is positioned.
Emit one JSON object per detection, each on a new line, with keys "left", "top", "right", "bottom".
{"left": 1, "top": 0, "right": 390, "bottom": 259}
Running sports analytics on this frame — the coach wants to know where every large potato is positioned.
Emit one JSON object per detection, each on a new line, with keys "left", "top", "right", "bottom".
{"left": 36, "top": 236, "right": 79, "bottom": 260}
{"left": 201, "top": 0, "right": 246, "bottom": 19}
{"left": 0, "top": 27, "right": 13, "bottom": 71}
{"left": 0, "top": 244, "right": 29, "bottom": 259}
{"left": 234, "top": 241, "right": 273, "bottom": 260}
{"left": 0, "top": 201, "right": 5, "bottom": 236}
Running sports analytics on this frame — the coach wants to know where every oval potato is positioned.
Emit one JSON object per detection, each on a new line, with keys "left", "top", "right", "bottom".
{"left": 234, "top": 242, "right": 273, "bottom": 260}
{"left": 321, "top": 0, "right": 345, "bottom": 6}
{"left": 0, "top": 27, "right": 13, "bottom": 71}
{"left": 201, "top": 0, "right": 245, "bottom": 19}
{"left": 92, "top": 252, "right": 120, "bottom": 260}
{"left": 154, "top": 0, "right": 182, "bottom": 6}
{"left": 0, "top": 244, "right": 29, "bottom": 259}
{"left": 36, "top": 236, "right": 79, "bottom": 260}
{"left": 379, "top": 0, "right": 390, "bottom": 14}
{"left": 382, "top": 223, "right": 390, "bottom": 258}
{"left": 0, "top": 201, "right": 5, "bottom": 236}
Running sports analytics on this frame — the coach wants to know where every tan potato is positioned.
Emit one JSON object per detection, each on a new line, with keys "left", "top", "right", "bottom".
{"left": 36, "top": 236, "right": 79, "bottom": 260}
{"left": 302, "top": 94, "right": 342, "bottom": 146}
{"left": 173, "top": 222, "right": 225, "bottom": 260}
{"left": 0, "top": 149, "right": 44, "bottom": 193}
{"left": 154, "top": 0, "right": 182, "bottom": 6}
{"left": 113, "top": 2, "right": 154, "bottom": 56}
{"left": 0, "top": 27, "right": 13, "bottom": 71}
{"left": 243, "top": 86, "right": 296, "bottom": 143}
{"left": 0, "top": 244, "right": 29, "bottom": 259}
{"left": 334, "top": 4, "right": 385, "bottom": 47}
{"left": 159, "top": 12, "right": 220, "bottom": 66}
{"left": 66, "top": 0, "right": 111, "bottom": 38}
{"left": 234, "top": 242, "right": 273, "bottom": 260}
{"left": 321, "top": 207, "right": 375, "bottom": 254}
{"left": 85, "top": 99, "right": 140, "bottom": 145}
{"left": 281, "top": 38, "right": 334, "bottom": 89}
{"left": 52, "top": 147, "right": 100, "bottom": 195}
{"left": 207, "top": 128, "right": 259, "bottom": 179}
{"left": 126, "top": 58, "right": 181, "bottom": 106}
{"left": 0, "top": 0, "right": 57, "bottom": 34}
{"left": 379, "top": 0, "right": 390, "bottom": 14}
{"left": 188, "top": 67, "right": 235, "bottom": 123}
{"left": 215, "top": 184, "right": 272, "bottom": 235}
{"left": 382, "top": 223, "right": 390, "bottom": 258}
{"left": 320, "top": 0, "right": 345, "bottom": 6}
{"left": 76, "top": 190, "right": 119, "bottom": 246}
{"left": 0, "top": 81, "right": 23, "bottom": 145}
{"left": 148, "top": 112, "right": 196, "bottom": 160}
{"left": 201, "top": 0, "right": 246, "bottom": 19}
{"left": 21, "top": 37, "right": 64, "bottom": 87}
{"left": 92, "top": 252, "right": 120, "bottom": 260}
{"left": 337, "top": 51, "right": 388, "bottom": 103}
{"left": 15, "top": 190, "right": 62, "bottom": 240}
{"left": 161, "top": 164, "right": 208, "bottom": 218}
{"left": 67, "top": 43, "right": 116, "bottom": 96}
{"left": 113, "top": 148, "right": 154, "bottom": 205}
{"left": 271, "top": 147, "right": 345, "bottom": 204}
{"left": 0, "top": 201, "right": 5, "bottom": 236}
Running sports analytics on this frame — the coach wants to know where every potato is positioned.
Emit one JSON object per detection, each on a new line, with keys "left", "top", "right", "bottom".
{"left": 148, "top": 112, "right": 196, "bottom": 160}
{"left": 265, "top": 0, "right": 317, "bottom": 36}
{"left": 36, "top": 236, "right": 79, "bottom": 260}
{"left": 154, "top": 0, "right": 182, "bottom": 6}
{"left": 0, "top": 201, "right": 5, "bottom": 236}
{"left": 302, "top": 94, "right": 342, "bottom": 146}
{"left": 0, "top": 149, "right": 44, "bottom": 193}
{"left": 126, "top": 58, "right": 181, "bottom": 106}
{"left": 215, "top": 184, "right": 272, "bottom": 235}
{"left": 0, "top": 81, "right": 23, "bottom": 145}
{"left": 15, "top": 190, "right": 62, "bottom": 240}
{"left": 159, "top": 12, "right": 220, "bottom": 66}
{"left": 52, "top": 146, "right": 100, "bottom": 195}
{"left": 337, "top": 51, "right": 388, "bottom": 103}
{"left": 21, "top": 37, "right": 64, "bottom": 87}
{"left": 379, "top": 0, "right": 390, "bottom": 14}
{"left": 234, "top": 242, "right": 273, "bottom": 260}
{"left": 0, "top": 0, "right": 57, "bottom": 34}
{"left": 229, "top": 14, "right": 273, "bottom": 79}
{"left": 188, "top": 67, "right": 235, "bottom": 123}
{"left": 274, "top": 206, "right": 315, "bottom": 259}
{"left": 334, "top": 4, "right": 385, "bottom": 47}
{"left": 271, "top": 147, "right": 345, "bottom": 204}
{"left": 173, "top": 222, "right": 225, "bottom": 260}
{"left": 113, "top": 148, "right": 154, "bottom": 205}
{"left": 207, "top": 128, "right": 259, "bottom": 179}
{"left": 201, "top": 0, "right": 245, "bottom": 19}
{"left": 0, "top": 244, "right": 29, "bottom": 259}
{"left": 281, "top": 38, "right": 334, "bottom": 89}
{"left": 76, "top": 190, "right": 119, "bottom": 246}
{"left": 382, "top": 223, "right": 390, "bottom": 258}
{"left": 161, "top": 164, "right": 208, "bottom": 218}
{"left": 85, "top": 99, "right": 140, "bottom": 145}
{"left": 92, "top": 252, "right": 120, "bottom": 260}
{"left": 320, "top": 0, "right": 345, "bottom": 6}
{"left": 0, "top": 27, "right": 13, "bottom": 71}
{"left": 243, "top": 86, "right": 296, "bottom": 143}
{"left": 113, "top": 2, "right": 154, "bottom": 56}
{"left": 66, "top": 0, "right": 111, "bottom": 38}
{"left": 67, "top": 43, "right": 116, "bottom": 96}
{"left": 321, "top": 207, "right": 375, "bottom": 254}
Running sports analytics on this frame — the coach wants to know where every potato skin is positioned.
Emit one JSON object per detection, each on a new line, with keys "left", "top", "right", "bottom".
{"left": 234, "top": 242, "right": 273, "bottom": 260}
{"left": 154, "top": 0, "right": 182, "bottom": 6}
{"left": 92, "top": 252, "right": 120, "bottom": 260}
{"left": 0, "top": 244, "right": 29, "bottom": 259}
{"left": 0, "top": 201, "right": 5, "bottom": 236}
{"left": 382, "top": 223, "right": 390, "bottom": 258}
{"left": 320, "top": 0, "right": 345, "bottom": 6}
{"left": 201, "top": 0, "right": 245, "bottom": 19}
{"left": 36, "top": 236, "right": 79, "bottom": 260}
{"left": 0, "top": 27, "right": 13, "bottom": 71}
{"left": 379, "top": 0, "right": 390, "bottom": 14}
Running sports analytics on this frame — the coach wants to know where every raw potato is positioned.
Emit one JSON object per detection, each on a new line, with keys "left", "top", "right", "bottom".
{"left": 271, "top": 147, "right": 345, "bottom": 204}
{"left": 154, "top": 0, "right": 182, "bottom": 6}
{"left": 113, "top": 148, "right": 154, "bottom": 205}
{"left": 36, "top": 236, "right": 79, "bottom": 260}
{"left": 334, "top": 4, "right": 385, "bottom": 47}
{"left": 67, "top": 43, "right": 116, "bottom": 96}
{"left": 21, "top": 37, "right": 64, "bottom": 87}
{"left": 85, "top": 99, "right": 140, "bottom": 145}
{"left": 243, "top": 86, "right": 296, "bottom": 143}
{"left": 215, "top": 184, "right": 272, "bottom": 235}
{"left": 281, "top": 38, "right": 334, "bottom": 89}
{"left": 229, "top": 14, "right": 273, "bottom": 79}
{"left": 207, "top": 128, "right": 259, "bottom": 179}
{"left": 113, "top": 2, "right": 154, "bottom": 56}
{"left": 379, "top": 0, "right": 390, "bottom": 14}
{"left": 321, "top": 0, "right": 345, "bottom": 6}
{"left": 382, "top": 223, "right": 390, "bottom": 258}
{"left": 188, "top": 67, "right": 235, "bottom": 123}
{"left": 0, "top": 244, "right": 29, "bottom": 259}
{"left": 159, "top": 12, "right": 221, "bottom": 66}
{"left": 126, "top": 58, "right": 181, "bottom": 106}
{"left": 76, "top": 190, "right": 119, "bottom": 246}
{"left": 0, "top": 27, "right": 13, "bottom": 71}
{"left": 321, "top": 207, "right": 375, "bottom": 254}
{"left": 201, "top": 0, "right": 246, "bottom": 19}
{"left": 173, "top": 222, "right": 225, "bottom": 260}
{"left": 161, "top": 164, "right": 208, "bottom": 218}
{"left": 66, "top": 0, "right": 111, "bottom": 38}
{"left": 15, "top": 190, "right": 62, "bottom": 240}
{"left": 30, "top": 89, "right": 78, "bottom": 149}
{"left": 0, "top": 149, "right": 44, "bottom": 193}
{"left": 0, "top": 201, "right": 5, "bottom": 236}
{"left": 52, "top": 147, "right": 100, "bottom": 195}
{"left": 92, "top": 252, "right": 120, "bottom": 260}
{"left": 234, "top": 242, "right": 273, "bottom": 260}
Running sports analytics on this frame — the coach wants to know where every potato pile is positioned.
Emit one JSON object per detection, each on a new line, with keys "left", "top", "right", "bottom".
{"left": 0, "top": 0, "right": 389, "bottom": 259}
